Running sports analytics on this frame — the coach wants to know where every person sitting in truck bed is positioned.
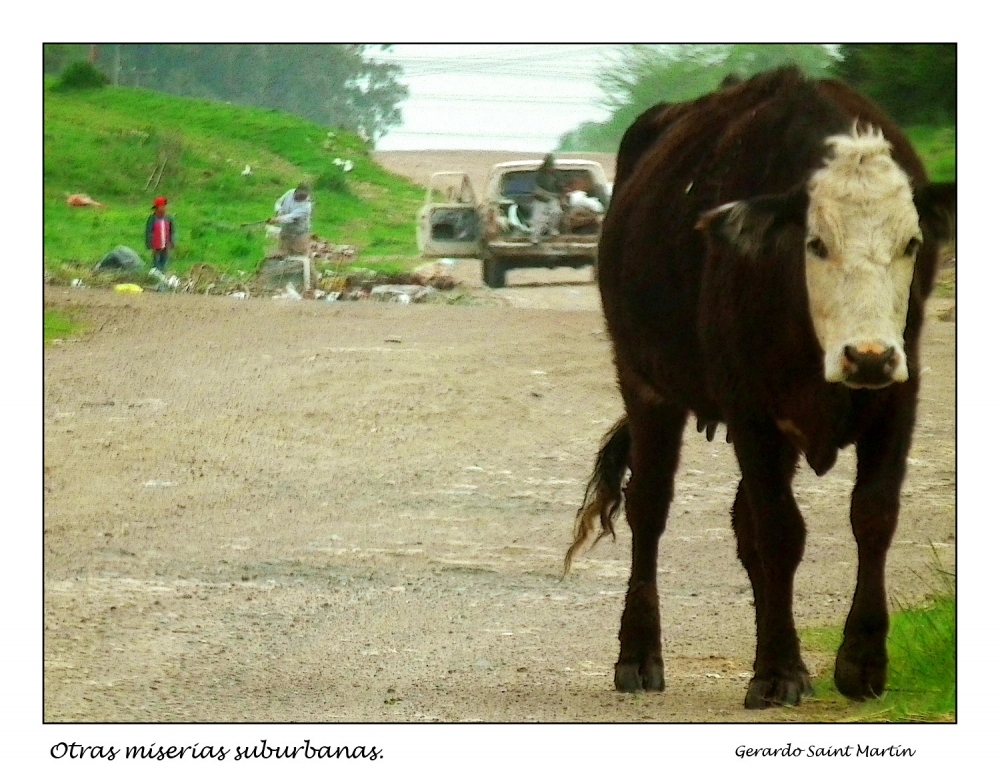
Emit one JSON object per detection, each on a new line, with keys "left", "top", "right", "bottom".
{"left": 530, "top": 154, "right": 565, "bottom": 244}
{"left": 561, "top": 172, "right": 607, "bottom": 234}
{"left": 565, "top": 172, "right": 608, "bottom": 211}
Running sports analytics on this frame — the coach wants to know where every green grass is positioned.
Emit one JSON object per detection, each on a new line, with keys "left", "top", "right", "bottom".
{"left": 801, "top": 573, "right": 956, "bottom": 722}
{"left": 907, "top": 125, "right": 956, "bottom": 183}
{"left": 44, "top": 309, "right": 83, "bottom": 344}
{"left": 347, "top": 255, "right": 423, "bottom": 276}
{"left": 934, "top": 267, "right": 955, "bottom": 298}
{"left": 44, "top": 77, "right": 425, "bottom": 280}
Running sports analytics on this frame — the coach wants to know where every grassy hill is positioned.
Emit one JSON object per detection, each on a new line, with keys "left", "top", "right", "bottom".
{"left": 44, "top": 78, "right": 425, "bottom": 278}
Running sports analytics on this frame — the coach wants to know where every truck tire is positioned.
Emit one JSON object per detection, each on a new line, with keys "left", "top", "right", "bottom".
{"left": 482, "top": 258, "right": 506, "bottom": 288}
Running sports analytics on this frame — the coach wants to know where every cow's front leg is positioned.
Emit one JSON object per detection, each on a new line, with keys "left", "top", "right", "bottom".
{"left": 615, "top": 403, "right": 687, "bottom": 692}
{"left": 731, "top": 419, "right": 811, "bottom": 708}
{"left": 835, "top": 400, "right": 913, "bottom": 700}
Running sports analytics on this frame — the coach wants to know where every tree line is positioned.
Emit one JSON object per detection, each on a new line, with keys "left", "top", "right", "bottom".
{"left": 558, "top": 44, "right": 956, "bottom": 153}
{"left": 43, "top": 44, "right": 409, "bottom": 144}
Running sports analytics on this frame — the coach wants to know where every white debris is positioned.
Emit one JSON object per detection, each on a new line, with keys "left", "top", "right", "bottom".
{"left": 272, "top": 282, "right": 302, "bottom": 300}
{"left": 370, "top": 284, "right": 436, "bottom": 303}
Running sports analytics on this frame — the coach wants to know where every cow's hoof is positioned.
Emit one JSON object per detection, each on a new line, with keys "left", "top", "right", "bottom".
{"left": 743, "top": 667, "right": 813, "bottom": 709}
{"left": 614, "top": 658, "right": 665, "bottom": 692}
{"left": 834, "top": 650, "right": 886, "bottom": 700}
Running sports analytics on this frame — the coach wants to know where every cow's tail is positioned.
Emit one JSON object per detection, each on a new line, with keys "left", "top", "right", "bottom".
{"left": 563, "top": 416, "right": 631, "bottom": 575}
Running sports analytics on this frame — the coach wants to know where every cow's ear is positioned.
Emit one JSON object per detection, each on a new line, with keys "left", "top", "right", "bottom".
{"left": 914, "top": 182, "right": 956, "bottom": 247}
{"left": 696, "top": 188, "right": 807, "bottom": 257}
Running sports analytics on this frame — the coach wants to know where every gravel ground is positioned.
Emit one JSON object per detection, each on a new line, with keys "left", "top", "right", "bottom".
{"left": 43, "top": 261, "right": 955, "bottom": 724}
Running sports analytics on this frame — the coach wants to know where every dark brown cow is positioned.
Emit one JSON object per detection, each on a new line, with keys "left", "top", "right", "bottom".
{"left": 564, "top": 68, "right": 955, "bottom": 708}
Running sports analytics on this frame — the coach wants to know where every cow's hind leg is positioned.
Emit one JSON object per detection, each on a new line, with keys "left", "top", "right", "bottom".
{"left": 615, "top": 401, "right": 687, "bottom": 692}
{"left": 730, "top": 420, "right": 811, "bottom": 708}
{"left": 834, "top": 405, "right": 911, "bottom": 700}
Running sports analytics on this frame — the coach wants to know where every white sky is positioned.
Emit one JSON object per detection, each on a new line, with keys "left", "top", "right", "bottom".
{"left": 368, "top": 44, "right": 621, "bottom": 152}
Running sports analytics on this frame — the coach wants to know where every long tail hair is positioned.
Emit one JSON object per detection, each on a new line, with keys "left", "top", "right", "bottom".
{"left": 563, "top": 417, "right": 632, "bottom": 575}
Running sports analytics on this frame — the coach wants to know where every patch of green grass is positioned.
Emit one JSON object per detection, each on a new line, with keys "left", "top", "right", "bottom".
{"left": 44, "top": 309, "right": 83, "bottom": 344}
{"left": 44, "top": 78, "right": 425, "bottom": 280}
{"left": 349, "top": 255, "right": 422, "bottom": 276}
{"left": 907, "top": 125, "right": 956, "bottom": 183}
{"left": 934, "top": 267, "right": 955, "bottom": 298}
{"left": 800, "top": 570, "right": 956, "bottom": 722}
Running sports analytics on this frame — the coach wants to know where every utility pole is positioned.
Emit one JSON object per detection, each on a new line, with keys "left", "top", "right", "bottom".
{"left": 113, "top": 44, "right": 121, "bottom": 86}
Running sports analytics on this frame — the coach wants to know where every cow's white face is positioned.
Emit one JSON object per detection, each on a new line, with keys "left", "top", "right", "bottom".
{"left": 804, "top": 126, "right": 921, "bottom": 388}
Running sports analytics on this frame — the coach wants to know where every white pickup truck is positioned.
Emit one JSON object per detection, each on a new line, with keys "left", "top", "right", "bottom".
{"left": 416, "top": 158, "right": 611, "bottom": 288}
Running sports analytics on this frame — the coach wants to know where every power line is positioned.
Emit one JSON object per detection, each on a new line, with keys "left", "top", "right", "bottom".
{"left": 370, "top": 45, "right": 621, "bottom": 81}
{"left": 402, "top": 70, "right": 603, "bottom": 83}
{"left": 383, "top": 128, "right": 574, "bottom": 140}
{"left": 371, "top": 44, "right": 618, "bottom": 67}
{"left": 406, "top": 93, "right": 608, "bottom": 106}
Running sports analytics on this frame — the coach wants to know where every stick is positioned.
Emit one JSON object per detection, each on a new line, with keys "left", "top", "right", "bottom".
{"left": 144, "top": 157, "right": 167, "bottom": 191}
{"left": 151, "top": 158, "right": 167, "bottom": 191}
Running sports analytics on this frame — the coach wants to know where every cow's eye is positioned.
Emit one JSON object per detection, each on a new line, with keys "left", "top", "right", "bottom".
{"left": 806, "top": 237, "right": 828, "bottom": 259}
{"left": 904, "top": 237, "right": 922, "bottom": 258}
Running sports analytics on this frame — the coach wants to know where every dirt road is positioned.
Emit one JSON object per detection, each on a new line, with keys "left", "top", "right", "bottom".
{"left": 43, "top": 266, "right": 955, "bottom": 723}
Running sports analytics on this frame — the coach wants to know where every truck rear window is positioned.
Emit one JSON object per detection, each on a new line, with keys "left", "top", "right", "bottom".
{"left": 500, "top": 169, "right": 600, "bottom": 198}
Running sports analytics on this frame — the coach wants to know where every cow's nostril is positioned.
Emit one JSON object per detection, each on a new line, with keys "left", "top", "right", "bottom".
{"left": 841, "top": 344, "right": 899, "bottom": 386}
{"left": 878, "top": 347, "right": 897, "bottom": 370}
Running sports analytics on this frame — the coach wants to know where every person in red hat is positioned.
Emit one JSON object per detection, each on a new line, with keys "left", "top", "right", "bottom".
{"left": 145, "top": 196, "right": 176, "bottom": 272}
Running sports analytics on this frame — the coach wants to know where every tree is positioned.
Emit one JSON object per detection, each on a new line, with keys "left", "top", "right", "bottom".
{"left": 835, "top": 44, "right": 956, "bottom": 126}
{"left": 52, "top": 61, "right": 108, "bottom": 92}
{"left": 43, "top": 44, "right": 91, "bottom": 75}
{"left": 83, "top": 45, "right": 408, "bottom": 143}
{"left": 559, "top": 44, "right": 838, "bottom": 153}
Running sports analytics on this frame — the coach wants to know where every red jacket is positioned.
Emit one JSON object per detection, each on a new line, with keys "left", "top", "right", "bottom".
{"left": 145, "top": 214, "right": 175, "bottom": 250}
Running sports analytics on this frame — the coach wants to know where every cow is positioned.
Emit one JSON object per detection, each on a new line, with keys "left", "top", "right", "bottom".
{"left": 563, "top": 68, "right": 955, "bottom": 709}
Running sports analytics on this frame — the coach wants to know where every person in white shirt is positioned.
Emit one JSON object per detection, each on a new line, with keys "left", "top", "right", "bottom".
{"left": 269, "top": 183, "right": 313, "bottom": 257}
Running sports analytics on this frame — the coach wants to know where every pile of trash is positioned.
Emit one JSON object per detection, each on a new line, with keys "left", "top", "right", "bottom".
{"left": 59, "top": 242, "right": 461, "bottom": 305}
{"left": 285, "top": 259, "right": 457, "bottom": 303}
{"left": 270, "top": 281, "right": 438, "bottom": 304}
{"left": 307, "top": 237, "right": 358, "bottom": 263}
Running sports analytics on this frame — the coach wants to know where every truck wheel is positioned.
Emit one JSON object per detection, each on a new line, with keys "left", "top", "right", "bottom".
{"left": 482, "top": 258, "right": 506, "bottom": 288}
